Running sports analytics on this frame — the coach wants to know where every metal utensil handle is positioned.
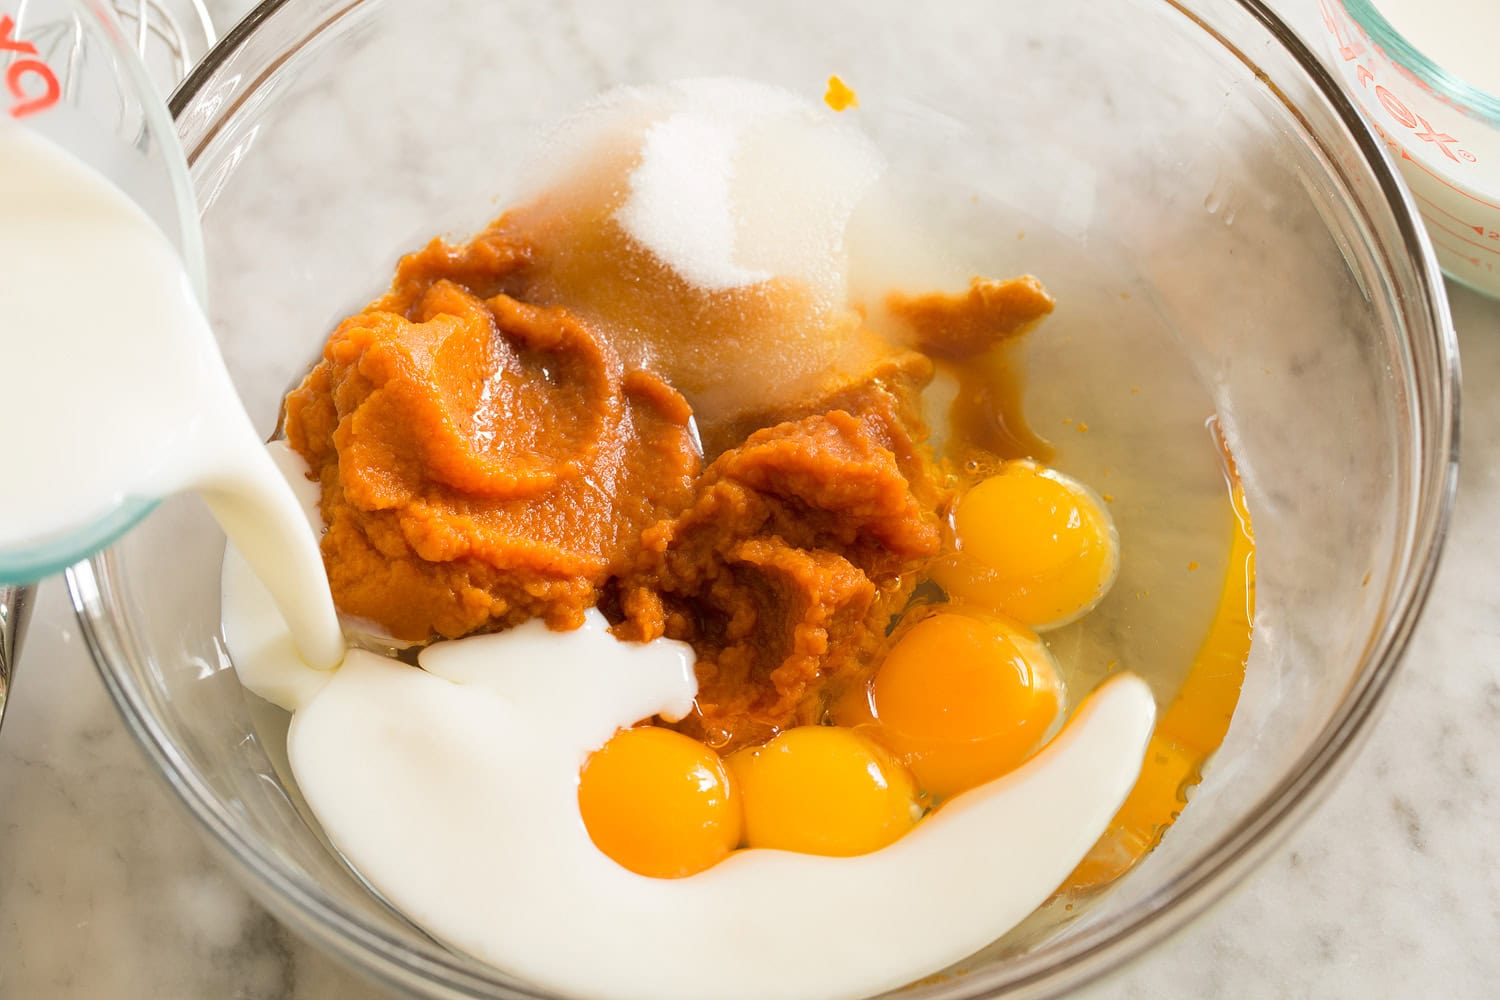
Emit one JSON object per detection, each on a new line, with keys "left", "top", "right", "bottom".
{"left": 0, "top": 584, "right": 34, "bottom": 731}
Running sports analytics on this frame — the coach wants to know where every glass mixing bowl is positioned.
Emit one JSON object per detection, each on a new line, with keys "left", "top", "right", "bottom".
{"left": 66, "top": 0, "right": 1458, "bottom": 997}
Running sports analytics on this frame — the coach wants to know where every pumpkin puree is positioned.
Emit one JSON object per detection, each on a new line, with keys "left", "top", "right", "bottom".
{"left": 284, "top": 214, "right": 1053, "bottom": 747}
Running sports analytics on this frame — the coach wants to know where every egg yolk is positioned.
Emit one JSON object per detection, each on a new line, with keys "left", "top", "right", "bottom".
{"left": 933, "top": 460, "right": 1118, "bottom": 630}
{"left": 579, "top": 726, "right": 741, "bottom": 879}
{"left": 727, "top": 727, "right": 920, "bottom": 856}
{"left": 851, "top": 612, "right": 1062, "bottom": 799}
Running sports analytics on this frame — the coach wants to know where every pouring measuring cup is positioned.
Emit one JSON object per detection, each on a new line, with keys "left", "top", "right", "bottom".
{"left": 0, "top": 0, "right": 211, "bottom": 724}
{"left": 0, "top": 0, "right": 206, "bottom": 583}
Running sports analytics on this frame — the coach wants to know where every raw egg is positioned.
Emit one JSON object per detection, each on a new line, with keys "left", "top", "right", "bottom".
{"left": 579, "top": 725, "right": 741, "bottom": 878}
{"left": 838, "top": 611, "right": 1063, "bottom": 799}
{"left": 933, "top": 460, "right": 1118, "bottom": 630}
{"left": 728, "top": 726, "right": 920, "bottom": 856}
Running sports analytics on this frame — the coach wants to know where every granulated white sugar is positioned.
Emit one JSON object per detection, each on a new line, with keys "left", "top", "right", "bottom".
{"left": 727, "top": 105, "right": 883, "bottom": 298}
{"left": 525, "top": 77, "right": 885, "bottom": 298}
{"left": 618, "top": 112, "right": 772, "bottom": 291}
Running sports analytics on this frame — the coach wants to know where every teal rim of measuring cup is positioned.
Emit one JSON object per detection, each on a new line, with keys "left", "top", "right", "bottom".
{"left": 1340, "top": 0, "right": 1500, "bottom": 124}
{"left": 0, "top": 498, "right": 158, "bottom": 585}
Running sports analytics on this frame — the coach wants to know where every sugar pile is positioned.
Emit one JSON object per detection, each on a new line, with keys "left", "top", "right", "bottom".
{"left": 527, "top": 78, "right": 884, "bottom": 300}
{"left": 621, "top": 112, "right": 768, "bottom": 290}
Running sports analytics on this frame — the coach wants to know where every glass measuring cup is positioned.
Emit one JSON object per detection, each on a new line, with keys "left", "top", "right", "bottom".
{"left": 0, "top": 0, "right": 205, "bottom": 584}
{"left": 1319, "top": 0, "right": 1500, "bottom": 297}
{"left": 0, "top": 0, "right": 211, "bottom": 733}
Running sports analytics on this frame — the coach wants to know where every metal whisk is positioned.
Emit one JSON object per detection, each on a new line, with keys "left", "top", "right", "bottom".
{"left": 0, "top": 0, "right": 214, "bottom": 734}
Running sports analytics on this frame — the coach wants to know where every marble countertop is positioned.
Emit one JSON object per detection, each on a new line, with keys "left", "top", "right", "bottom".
{"left": 4, "top": 1, "right": 1500, "bottom": 997}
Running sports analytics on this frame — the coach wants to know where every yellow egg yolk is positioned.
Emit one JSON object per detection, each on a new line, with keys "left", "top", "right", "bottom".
{"left": 841, "top": 611, "right": 1062, "bottom": 799}
{"left": 932, "top": 460, "right": 1118, "bottom": 630}
{"left": 727, "top": 727, "right": 920, "bottom": 856}
{"left": 579, "top": 726, "right": 741, "bottom": 879}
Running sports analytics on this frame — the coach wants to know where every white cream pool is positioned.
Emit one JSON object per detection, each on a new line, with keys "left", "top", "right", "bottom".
{"left": 222, "top": 454, "right": 1156, "bottom": 1000}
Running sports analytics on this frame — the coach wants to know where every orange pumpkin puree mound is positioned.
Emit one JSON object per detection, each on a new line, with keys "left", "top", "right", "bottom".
{"left": 614, "top": 408, "right": 941, "bottom": 750}
{"left": 886, "top": 276, "right": 1055, "bottom": 360}
{"left": 284, "top": 202, "right": 1056, "bottom": 745}
{"left": 284, "top": 236, "right": 700, "bottom": 641}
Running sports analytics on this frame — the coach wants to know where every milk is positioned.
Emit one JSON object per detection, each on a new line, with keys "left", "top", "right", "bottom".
{"left": 0, "top": 123, "right": 343, "bottom": 668}
{"left": 221, "top": 512, "right": 1155, "bottom": 1000}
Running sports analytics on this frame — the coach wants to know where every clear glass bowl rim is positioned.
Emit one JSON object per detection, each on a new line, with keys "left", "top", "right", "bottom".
{"left": 67, "top": 0, "right": 1462, "bottom": 997}
{"left": 1337, "top": 0, "right": 1500, "bottom": 124}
